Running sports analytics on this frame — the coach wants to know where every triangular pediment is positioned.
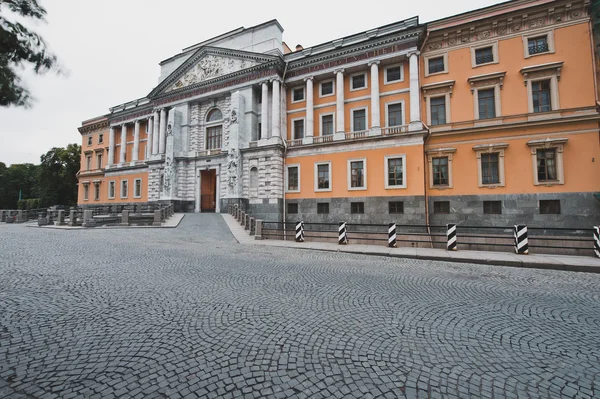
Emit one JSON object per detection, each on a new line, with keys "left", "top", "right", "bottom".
{"left": 149, "top": 47, "right": 280, "bottom": 98}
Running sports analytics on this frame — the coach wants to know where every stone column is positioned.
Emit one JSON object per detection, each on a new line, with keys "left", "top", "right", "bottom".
{"left": 261, "top": 82, "right": 269, "bottom": 140}
{"left": 108, "top": 127, "right": 115, "bottom": 167}
{"left": 271, "top": 79, "right": 281, "bottom": 139}
{"left": 119, "top": 124, "right": 127, "bottom": 164}
{"left": 335, "top": 69, "right": 345, "bottom": 133}
{"left": 304, "top": 76, "right": 314, "bottom": 144}
{"left": 159, "top": 108, "right": 167, "bottom": 154}
{"left": 146, "top": 117, "right": 153, "bottom": 159}
{"left": 153, "top": 110, "right": 160, "bottom": 155}
{"left": 132, "top": 120, "right": 140, "bottom": 163}
{"left": 369, "top": 61, "right": 381, "bottom": 133}
{"left": 409, "top": 51, "right": 422, "bottom": 131}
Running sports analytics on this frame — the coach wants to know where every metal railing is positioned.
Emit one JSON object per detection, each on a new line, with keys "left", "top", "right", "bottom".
{"left": 528, "top": 43, "right": 549, "bottom": 55}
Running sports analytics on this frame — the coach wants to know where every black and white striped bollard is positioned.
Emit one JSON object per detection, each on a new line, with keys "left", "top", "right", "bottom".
{"left": 514, "top": 224, "right": 529, "bottom": 255}
{"left": 388, "top": 223, "right": 397, "bottom": 248}
{"left": 446, "top": 223, "right": 457, "bottom": 251}
{"left": 593, "top": 226, "right": 599, "bottom": 258}
{"left": 338, "top": 222, "right": 348, "bottom": 245}
{"left": 295, "top": 221, "right": 305, "bottom": 242}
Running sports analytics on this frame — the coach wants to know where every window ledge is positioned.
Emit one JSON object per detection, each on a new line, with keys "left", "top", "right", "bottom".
{"left": 385, "top": 185, "right": 407, "bottom": 190}
{"left": 348, "top": 187, "right": 367, "bottom": 191}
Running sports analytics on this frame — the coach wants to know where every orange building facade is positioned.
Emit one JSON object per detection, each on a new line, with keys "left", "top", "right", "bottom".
{"left": 77, "top": 0, "right": 600, "bottom": 228}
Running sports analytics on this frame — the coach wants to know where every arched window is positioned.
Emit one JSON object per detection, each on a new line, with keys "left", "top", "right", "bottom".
{"left": 205, "top": 108, "right": 223, "bottom": 150}
{"left": 250, "top": 167, "right": 258, "bottom": 190}
{"left": 206, "top": 109, "right": 223, "bottom": 122}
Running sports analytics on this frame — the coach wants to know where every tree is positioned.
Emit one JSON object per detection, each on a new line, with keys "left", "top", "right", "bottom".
{"left": 0, "top": 162, "right": 39, "bottom": 208}
{"left": 37, "top": 144, "right": 80, "bottom": 207}
{"left": 0, "top": 0, "right": 59, "bottom": 107}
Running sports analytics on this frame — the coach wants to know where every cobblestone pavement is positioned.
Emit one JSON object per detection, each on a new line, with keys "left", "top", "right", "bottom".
{"left": 1, "top": 214, "right": 599, "bottom": 399}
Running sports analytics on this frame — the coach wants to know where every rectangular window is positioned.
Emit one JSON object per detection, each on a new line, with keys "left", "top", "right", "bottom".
{"left": 94, "top": 184, "right": 100, "bottom": 201}
{"left": 532, "top": 80, "right": 551, "bottom": 113}
{"left": 385, "top": 66, "right": 402, "bottom": 83}
{"left": 97, "top": 153, "right": 103, "bottom": 169}
{"left": 134, "top": 179, "right": 142, "bottom": 198}
{"left": 293, "top": 119, "right": 305, "bottom": 139}
{"left": 389, "top": 201, "right": 404, "bottom": 214}
{"left": 87, "top": 136, "right": 92, "bottom": 146}
{"left": 350, "top": 160, "right": 365, "bottom": 188}
{"left": 257, "top": 122, "right": 262, "bottom": 140}
{"left": 387, "top": 158, "right": 404, "bottom": 187}
{"left": 321, "top": 114, "right": 334, "bottom": 136}
{"left": 287, "top": 166, "right": 299, "bottom": 191}
{"left": 288, "top": 203, "right": 298, "bottom": 214}
{"left": 86, "top": 155, "right": 92, "bottom": 170}
{"left": 540, "top": 199, "right": 560, "bottom": 214}
{"left": 528, "top": 36, "right": 549, "bottom": 55}
{"left": 475, "top": 46, "right": 494, "bottom": 65}
{"left": 317, "top": 163, "right": 330, "bottom": 190}
{"left": 536, "top": 149, "right": 557, "bottom": 182}
{"left": 478, "top": 88, "right": 496, "bottom": 119}
{"left": 432, "top": 157, "right": 449, "bottom": 186}
{"left": 108, "top": 181, "right": 115, "bottom": 199}
{"left": 387, "top": 103, "right": 403, "bottom": 127}
{"left": 483, "top": 200, "right": 502, "bottom": 215}
{"left": 481, "top": 153, "right": 500, "bottom": 185}
{"left": 98, "top": 134, "right": 104, "bottom": 144}
{"left": 351, "top": 202, "right": 364, "bottom": 214}
{"left": 317, "top": 203, "right": 329, "bottom": 214}
{"left": 206, "top": 126, "right": 222, "bottom": 150}
{"left": 83, "top": 185, "right": 89, "bottom": 201}
{"left": 433, "top": 201, "right": 450, "bottom": 214}
{"left": 320, "top": 80, "right": 334, "bottom": 96}
{"left": 428, "top": 56, "right": 445, "bottom": 74}
{"left": 430, "top": 97, "right": 446, "bottom": 126}
{"left": 351, "top": 73, "right": 366, "bottom": 90}
{"left": 352, "top": 109, "right": 366, "bottom": 131}
{"left": 121, "top": 180, "right": 128, "bottom": 199}
{"left": 292, "top": 87, "right": 304, "bottom": 102}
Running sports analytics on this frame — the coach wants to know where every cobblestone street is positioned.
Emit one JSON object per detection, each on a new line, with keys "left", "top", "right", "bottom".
{"left": 0, "top": 214, "right": 599, "bottom": 398}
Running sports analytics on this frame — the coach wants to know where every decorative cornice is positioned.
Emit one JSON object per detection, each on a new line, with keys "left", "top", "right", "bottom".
{"left": 472, "top": 142, "right": 509, "bottom": 151}
{"left": 78, "top": 120, "right": 109, "bottom": 135}
{"left": 467, "top": 71, "right": 506, "bottom": 92}
{"left": 422, "top": 80, "right": 455, "bottom": 97}
{"left": 526, "top": 137, "right": 569, "bottom": 147}
{"left": 520, "top": 61, "right": 564, "bottom": 84}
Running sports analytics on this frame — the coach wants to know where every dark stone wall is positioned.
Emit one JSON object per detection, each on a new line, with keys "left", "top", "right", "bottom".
{"left": 247, "top": 199, "right": 284, "bottom": 223}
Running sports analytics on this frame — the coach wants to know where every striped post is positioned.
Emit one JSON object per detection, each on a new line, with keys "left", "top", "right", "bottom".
{"left": 593, "top": 226, "right": 599, "bottom": 258}
{"left": 388, "top": 223, "right": 397, "bottom": 248}
{"left": 295, "top": 221, "right": 305, "bottom": 242}
{"left": 338, "top": 221, "right": 348, "bottom": 245}
{"left": 514, "top": 224, "right": 529, "bottom": 255}
{"left": 446, "top": 223, "right": 457, "bottom": 251}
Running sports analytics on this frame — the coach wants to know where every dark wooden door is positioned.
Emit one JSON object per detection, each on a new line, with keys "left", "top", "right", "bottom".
{"left": 200, "top": 169, "right": 216, "bottom": 212}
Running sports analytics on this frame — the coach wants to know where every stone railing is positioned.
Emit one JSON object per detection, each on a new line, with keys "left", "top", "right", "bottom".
{"left": 285, "top": 125, "right": 410, "bottom": 147}
{"left": 227, "top": 204, "right": 263, "bottom": 240}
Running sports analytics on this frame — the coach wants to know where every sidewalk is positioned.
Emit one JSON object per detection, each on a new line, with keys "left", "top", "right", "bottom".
{"left": 25, "top": 213, "right": 186, "bottom": 229}
{"left": 222, "top": 214, "right": 600, "bottom": 274}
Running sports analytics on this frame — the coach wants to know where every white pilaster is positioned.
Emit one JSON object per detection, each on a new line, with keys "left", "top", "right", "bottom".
{"left": 152, "top": 110, "right": 160, "bottom": 155}
{"left": 369, "top": 61, "right": 381, "bottom": 133}
{"left": 119, "top": 124, "right": 127, "bottom": 164}
{"left": 271, "top": 79, "right": 281, "bottom": 139}
{"left": 304, "top": 76, "right": 314, "bottom": 144}
{"left": 334, "top": 69, "right": 345, "bottom": 140}
{"left": 108, "top": 127, "right": 115, "bottom": 167}
{"left": 261, "top": 82, "right": 269, "bottom": 140}
{"left": 409, "top": 51, "right": 422, "bottom": 131}
{"left": 159, "top": 108, "right": 167, "bottom": 154}
{"left": 132, "top": 120, "right": 140, "bottom": 163}
{"left": 146, "top": 117, "right": 153, "bottom": 159}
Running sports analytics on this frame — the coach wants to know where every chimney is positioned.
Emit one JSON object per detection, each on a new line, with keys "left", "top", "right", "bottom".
{"left": 295, "top": 44, "right": 304, "bottom": 51}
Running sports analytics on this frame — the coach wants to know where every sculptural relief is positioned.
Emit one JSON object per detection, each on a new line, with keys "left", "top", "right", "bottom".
{"left": 171, "top": 55, "right": 259, "bottom": 91}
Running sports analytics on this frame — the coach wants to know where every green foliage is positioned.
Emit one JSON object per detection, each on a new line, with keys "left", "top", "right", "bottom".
{"left": 17, "top": 198, "right": 40, "bottom": 209}
{"left": 0, "top": 0, "right": 60, "bottom": 107}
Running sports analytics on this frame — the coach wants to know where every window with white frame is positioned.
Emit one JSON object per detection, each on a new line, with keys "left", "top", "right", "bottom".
{"left": 527, "top": 137, "right": 568, "bottom": 185}
{"left": 523, "top": 31, "right": 554, "bottom": 58}
{"left": 314, "top": 162, "right": 331, "bottom": 192}
{"left": 384, "top": 64, "right": 403, "bottom": 84}
{"left": 292, "top": 87, "right": 305, "bottom": 103}
{"left": 473, "top": 143, "right": 508, "bottom": 188}
{"left": 321, "top": 114, "right": 334, "bottom": 136}
{"left": 205, "top": 108, "right": 223, "bottom": 150}
{"left": 134, "top": 179, "right": 142, "bottom": 198}
{"left": 470, "top": 42, "right": 498, "bottom": 67}
{"left": 86, "top": 155, "right": 92, "bottom": 170}
{"left": 87, "top": 136, "right": 92, "bottom": 146}
{"left": 430, "top": 97, "right": 447, "bottom": 126}
{"left": 422, "top": 81, "right": 454, "bottom": 127}
{"left": 94, "top": 183, "right": 100, "bottom": 201}
{"left": 293, "top": 119, "right": 305, "bottom": 140}
{"left": 468, "top": 72, "right": 504, "bottom": 120}
{"left": 98, "top": 134, "right": 104, "bottom": 144}
{"left": 121, "top": 180, "right": 128, "bottom": 199}
{"left": 426, "top": 148, "right": 456, "bottom": 189}
{"left": 520, "top": 62, "right": 562, "bottom": 114}
{"left": 320, "top": 80, "right": 334, "bottom": 97}
{"left": 351, "top": 108, "right": 367, "bottom": 132}
{"left": 108, "top": 181, "right": 115, "bottom": 199}
{"left": 286, "top": 165, "right": 300, "bottom": 193}
{"left": 350, "top": 73, "right": 367, "bottom": 91}
{"left": 425, "top": 54, "right": 447, "bottom": 76}
{"left": 96, "top": 153, "right": 103, "bottom": 169}
{"left": 348, "top": 159, "right": 366, "bottom": 190}
{"left": 532, "top": 80, "right": 551, "bottom": 113}
{"left": 384, "top": 155, "right": 406, "bottom": 189}
{"left": 477, "top": 88, "right": 496, "bottom": 119}
{"left": 386, "top": 102, "right": 404, "bottom": 127}
{"left": 83, "top": 184, "right": 89, "bottom": 201}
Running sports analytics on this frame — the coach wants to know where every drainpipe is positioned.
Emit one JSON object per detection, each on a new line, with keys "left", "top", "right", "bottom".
{"left": 281, "top": 60, "right": 289, "bottom": 239}
{"left": 422, "top": 122, "right": 433, "bottom": 248}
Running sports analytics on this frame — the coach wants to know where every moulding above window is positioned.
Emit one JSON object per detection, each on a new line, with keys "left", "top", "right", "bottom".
{"left": 84, "top": 150, "right": 94, "bottom": 155}
{"left": 526, "top": 137, "right": 568, "bottom": 149}
{"left": 425, "top": 147, "right": 457, "bottom": 157}
{"left": 472, "top": 142, "right": 509, "bottom": 152}
{"left": 421, "top": 80, "right": 455, "bottom": 97}
{"left": 467, "top": 71, "right": 506, "bottom": 93}
{"left": 93, "top": 148, "right": 104, "bottom": 153}
{"left": 81, "top": 181, "right": 90, "bottom": 185}
{"left": 519, "top": 61, "right": 564, "bottom": 85}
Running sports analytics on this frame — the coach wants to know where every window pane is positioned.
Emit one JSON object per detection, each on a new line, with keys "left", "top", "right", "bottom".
{"left": 350, "top": 161, "right": 364, "bottom": 188}
{"left": 483, "top": 200, "right": 502, "bottom": 215}
{"left": 481, "top": 153, "right": 500, "bottom": 184}
{"left": 478, "top": 88, "right": 496, "bottom": 119}
{"left": 322, "top": 115, "right": 333, "bottom": 136}
{"left": 387, "top": 103, "right": 403, "bottom": 127}
{"left": 532, "top": 80, "right": 551, "bottom": 113}
{"left": 206, "top": 126, "right": 222, "bottom": 149}
{"left": 388, "top": 201, "right": 404, "bottom": 214}
{"left": 433, "top": 201, "right": 450, "bottom": 214}
{"left": 387, "top": 158, "right": 403, "bottom": 186}
{"left": 352, "top": 74, "right": 366, "bottom": 89}
{"left": 353, "top": 109, "right": 366, "bottom": 131}
{"left": 321, "top": 81, "right": 333, "bottom": 95}
{"left": 528, "top": 36, "right": 549, "bottom": 54}
{"left": 206, "top": 109, "right": 223, "bottom": 122}
{"left": 294, "top": 120, "right": 305, "bottom": 139}
{"left": 386, "top": 66, "right": 401, "bottom": 82}
{"left": 288, "top": 167, "right": 298, "bottom": 191}
{"left": 432, "top": 157, "right": 449, "bottom": 185}
{"left": 536, "top": 149, "right": 557, "bottom": 181}
{"left": 430, "top": 97, "right": 446, "bottom": 126}
{"left": 428, "top": 57, "right": 445, "bottom": 74}
{"left": 317, "top": 164, "right": 329, "bottom": 189}
{"left": 317, "top": 203, "right": 329, "bottom": 214}
{"left": 540, "top": 199, "right": 560, "bottom": 214}
{"left": 351, "top": 202, "right": 364, "bottom": 214}
{"left": 475, "top": 47, "right": 494, "bottom": 65}
{"left": 288, "top": 203, "right": 298, "bottom": 214}
{"left": 293, "top": 88, "right": 304, "bottom": 102}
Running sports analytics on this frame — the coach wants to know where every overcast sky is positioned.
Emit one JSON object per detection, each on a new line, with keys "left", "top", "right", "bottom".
{"left": 0, "top": 0, "right": 499, "bottom": 165}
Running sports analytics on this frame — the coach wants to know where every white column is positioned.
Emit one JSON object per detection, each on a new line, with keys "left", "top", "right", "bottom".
{"left": 146, "top": 117, "right": 153, "bottom": 159}
{"left": 304, "top": 76, "right": 314, "bottom": 143}
{"left": 261, "top": 82, "right": 269, "bottom": 140}
{"left": 132, "top": 120, "right": 140, "bottom": 163}
{"left": 271, "top": 79, "right": 281, "bottom": 139}
{"left": 159, "top": 108, "right": 167, "bottom": 154}
{"left": 409, "top": 51, "right": 422, "bottom": 131}
{"left": 335, "top": 69, "right": 345, "bottom": 133}
{"left": 152, "top": 110, "right": 160, "bottom": 155}
{"left": 369, "top": 61, "right": 381, "bottom": 131}
{"left": 107, "top": 127, "right": 115, "bottom": 167}
{"left": 119, "top": 124, "right": 127, "bottom": 164}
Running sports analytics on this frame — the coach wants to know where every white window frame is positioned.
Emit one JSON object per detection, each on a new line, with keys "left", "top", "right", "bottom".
{"left": 351, "top": 107, "right": 369, "bottom": 132}
{"left": 87, "top": 136, "right": 92, "bottom": 146}
{"left": 319, "top": 79, "right": 335, "bottom": 98}
{"left": 384, "top": 63, "right": 404, "bottom": 85}
{"left": 120, "top": 180, "right": 128, "bottom": 199}
{"left": 314, "top": 161, "right": 332, "bottom": 192}
{"left": 96, "top": 153, "right": 103, "bottom": 169}
{"left": 285, "top": 164, "right": 301, "bottom": 193}
{"left": 350, "top": 72, "right": 368, "bottom": 91}
{"left": 205, "top": 107, "right": 224, "bottom": 151}
{"left": 384, "top": 154, "right": 407, "bottom": 189}
{"left": 133, "top": 178, "right": 142, "bottom": 199}
{"left": 291, "top": 86, "right": 305, "bottom": 103}
{"left": 347, "top": 158, "right": 367, "bottom": 191}
{"left": 426, "top": 148, "right": 456, "bottom": 189}
{"left": 470, "top": 42, "right": 499, "bottom": 68}
{"left": 93, "top": 183, "right": 100, "bottom": 201}
{"left": 527, "top": 76, "right": 560, "bottom": 114}
{"left": 472, "top": 143, "right": 508, "bottom": 188}
{"left": 108, "top": 180, "right": 116, "bottom": 199}
{"left": 384, "top": 101, "right": 406, "bottom": 127}
{"left": 424, "top": 53, "right": 448, "bottom": 77}
{"left": 426, "top": 94, "right": 451, "bottom": 126}
{"left": 98, "top": 134, "right": 104, "bottom": 144}
{"left": 473, "top": 85, "right": 502, "bottom": 120}
{"left": 527, "top": 138, "right": 568, "bottom": 186}
{"left": 83, "top": 183, "right": 89, "bottom": 201}
{"left": 319, "top": 112, "right": 335, "bottom": 136}
{"left": 523, "top": 30, "right": 555, "bottom": 58}
{"left": 291, "top": 117, "right": 306, "bottom": 140}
